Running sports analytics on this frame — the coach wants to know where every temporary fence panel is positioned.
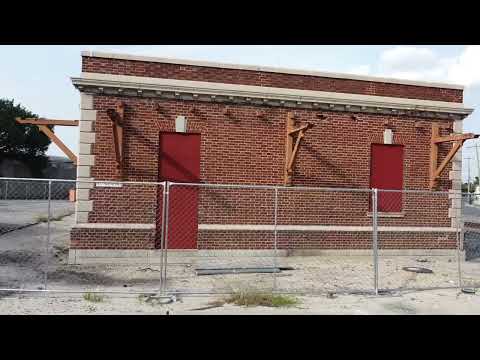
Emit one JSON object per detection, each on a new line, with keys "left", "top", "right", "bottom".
{"left": 273, "top": 187, "right": 376, "bottom": 295}
{"left": 376, "top": 189, "right": 460, "bottom": 292}
{"left": 2, "top": 177, "right": 474, "bottom": 297}
{"left": 162, "top": 182, "right": 278, "bottom": 295}
{"left": 460, "top": 192, "right": 480, "bottom": 290}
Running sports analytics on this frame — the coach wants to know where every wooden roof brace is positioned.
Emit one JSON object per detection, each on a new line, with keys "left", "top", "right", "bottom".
{"left": 15, "top": 118, "right": 79, "bottom": 165}
{"left": 106, "top": 101, "right": 125, "bottom": 179}
{"left": 284, "top": 112, "right": 314, "bottom": 186}
{"left": 429, "top": 122, "right": 479, "bottom": 189}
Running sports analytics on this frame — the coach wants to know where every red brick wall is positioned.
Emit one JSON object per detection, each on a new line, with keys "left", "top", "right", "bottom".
{"left": 70, "top": 228, "right": 155, "bottom": 249}
{"left": 198, "top": 231, "right": 457, "bottom": 250}
{"left": 71, "top": 55, "right": 462, "bottom": 250}
{"left": 82, "top": 56, "right": 462, "bottom": 103}
{"left": 85, "top": 96, "right": 454, "bottom": 225}
{"left": 89, "top": 96, "right": 454, "bottom": 187}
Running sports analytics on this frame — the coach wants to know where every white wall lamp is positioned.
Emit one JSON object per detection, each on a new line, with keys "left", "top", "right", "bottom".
{"left": 383, "top": 128, "right": 393, "bottom": 144}
{"left": 175, "top": 116, "right": 188, "bottom": 133}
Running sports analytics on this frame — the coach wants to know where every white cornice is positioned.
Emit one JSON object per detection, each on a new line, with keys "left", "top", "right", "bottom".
{"left": 81, "top": 50, "right": 465, "bottom": 90}
{"left": 71, "top": 72, "right": 474, "bottom": 119}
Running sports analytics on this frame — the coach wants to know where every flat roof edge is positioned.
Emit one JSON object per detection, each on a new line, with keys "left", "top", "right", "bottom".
{"left": 71, "top": 73, "right": 474, "bottom": 117}
{"left": 81, "top": 50, "right": 465, "bottom": 91}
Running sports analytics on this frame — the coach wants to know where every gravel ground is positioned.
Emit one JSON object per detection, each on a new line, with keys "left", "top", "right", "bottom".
{"left": 1, "top": 208, "right": 480, "bottom": 314}
{"left": 1, "top": 288, "right": 480, "bottom": 315}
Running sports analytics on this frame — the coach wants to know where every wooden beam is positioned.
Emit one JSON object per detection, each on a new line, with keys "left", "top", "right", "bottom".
{"left": 429, "top": 122, "right": 478, "bottom": 189}
{"left": 284, "top": 112, "right": 314, "bottom": 186}
{"left": 37, "top": 125, "right": 78, "bottom": 165}
{"left": 15, "top": 117, "right": 78, "bottom": 165}
{"left": 16, "top": 118, "right": 79, "bottom": 126}
{"left": 433, "top": 133, "right": 478, "bottom": 144}
{"left": 429, "top": 124, "right": 440, "bottom": 189}
{"left": 434, "top": 141, "right": 463, "bottom": 180}
{"left": 288, "top": 123, "right": 312, "bottom": 136}
{"left": 288, "top": 131, "right": 305, "bottom": 170}
{"left": 107, "top": 102, "right": 125, "bottom": 179}
{"left": 284, "top": 112, "right": 295, "bottom": 185}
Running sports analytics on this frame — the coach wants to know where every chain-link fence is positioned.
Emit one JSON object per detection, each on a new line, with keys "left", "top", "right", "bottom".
{"left": 1, "top": 177, "right": 479, "bottom": 298}
{"left": 460, "top": 192, "right": 480, "bottom": 290}
{"left": 375, "top": 189, "right": 462, "bottom": 292}
{"left": 0, "top": 179, "right": 74, "bottom": 200}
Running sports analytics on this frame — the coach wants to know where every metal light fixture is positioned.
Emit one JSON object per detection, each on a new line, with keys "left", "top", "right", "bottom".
{"left": 175, "top": 116, "right": 188, "bottom": 133}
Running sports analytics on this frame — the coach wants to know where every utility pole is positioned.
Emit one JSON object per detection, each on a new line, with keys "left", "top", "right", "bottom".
{"left": 465, "top": 156, "right": 472, "bottom": 204}
{"left": 466, "top": 156, "right": 472, "bottom": 193}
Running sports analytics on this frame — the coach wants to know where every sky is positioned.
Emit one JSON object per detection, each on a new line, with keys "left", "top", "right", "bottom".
{"left": 1, "top": 45, "right": 480, "bottom": 181}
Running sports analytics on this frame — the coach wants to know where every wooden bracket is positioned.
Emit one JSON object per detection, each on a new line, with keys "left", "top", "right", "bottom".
{"left": 106, "top": 102, "right": 125, "bottom": 179}
{"left": 15, "top": 117, "right": 79, "bottom": 165}
{"left": 284, "top": 112, "right": 314, "bottom": 186}
{"left": 429, "top": 122, "right": 478, "bottom": 189}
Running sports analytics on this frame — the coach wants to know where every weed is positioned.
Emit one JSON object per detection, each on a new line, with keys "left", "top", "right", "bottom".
{"left": 225, "top": 291, "right": 299, "bottom": 308}
{"left": 83, "top": 292, "right": 104, "bottom": 303}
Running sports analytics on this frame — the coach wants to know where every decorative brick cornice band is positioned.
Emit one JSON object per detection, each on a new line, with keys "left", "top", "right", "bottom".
{"left": 71, "top": 73, "right": 473, "bottom": 120}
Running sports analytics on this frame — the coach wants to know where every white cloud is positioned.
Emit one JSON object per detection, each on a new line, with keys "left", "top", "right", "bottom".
{"left": 345, "top": 65, "right": 371, "bottom": 76}
{"left": 353, "top": 45, "right": 480, "bottom": 88}
{"left": 376, "top": 46, "right": 455, "bottom": 83}
{"left": 447, "top": 46, "right": 480, "bottom": 87}
{"left": 380, "top": 46, "right": 438, "bottom": 72}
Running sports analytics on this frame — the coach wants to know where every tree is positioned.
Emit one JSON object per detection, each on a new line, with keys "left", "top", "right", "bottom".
{"left": 0, "top": 98, "right": 52, "bottom": 177}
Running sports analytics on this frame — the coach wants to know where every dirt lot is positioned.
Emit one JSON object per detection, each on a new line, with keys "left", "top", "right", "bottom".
{"left": 1, "top": 201, "right": 480, "bottom": 314}
{"left": 1, "top": 288, "right": 480, "bottom": 315}
{"left": 0, "top": 200, "right": 74, "bottom": 235}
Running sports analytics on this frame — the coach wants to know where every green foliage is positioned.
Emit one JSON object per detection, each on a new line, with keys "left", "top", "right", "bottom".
{"left": 83, "top": 292, "right": 104, "bottom": 303}
{"left": 0, "top": 98, "right": 52, "bottom": 176}
{"left": 225, "top": 291, "right": 300, "bottom": 308}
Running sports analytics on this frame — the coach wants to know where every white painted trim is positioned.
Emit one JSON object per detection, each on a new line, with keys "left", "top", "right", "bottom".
{"left": 70, "top": 222, "right": 458, "bottom": 232}
{"left": 72, "top": 222, "right": 458, "bottom": 232}
{"left": 81, "top": 51, "right": 464, "bottom": 90}
{"left": 198, "top": 224, "right": 457, "bottom": 232}
{"left": 72, "top": 73, "right": 473, "bottom": 116}
{"left": 73, "top": 223, "right": 156, "bottom": 230}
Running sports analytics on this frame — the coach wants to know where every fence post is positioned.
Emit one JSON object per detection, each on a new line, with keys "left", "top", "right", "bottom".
{"left": 4, "top": 181, "right": 7, "bottom": 200}
{"left": 273, "top": 187, "right": 278, "bottom": 292}
{"left": 161, "top": 181, "right": 170, "bottom": 295}
{"left": 159, "top": 181, "right": 167, "bottom": 292}
{"left": 457, "top": 197, "right": 463, "bottom": 290}
{"left": 372, "top": 188, "right": 379, "bottom": 295}
{"left": 43, "top": 180, "right": 52, "bottom": 290}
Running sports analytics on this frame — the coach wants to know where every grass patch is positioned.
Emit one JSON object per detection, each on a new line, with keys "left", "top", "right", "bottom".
{"left": 225, "top": 291, "right": 299, "bottom": 308}
{"left": 83, "top": 292, "right": 104, "bottom": 303}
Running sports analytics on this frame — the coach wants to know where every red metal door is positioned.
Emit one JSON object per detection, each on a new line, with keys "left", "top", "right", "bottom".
{"left": 370, "top": 144, "right": 404, "bottom": 212}
{"left": 157, "top": 133, "right": 201, "bottom": 249}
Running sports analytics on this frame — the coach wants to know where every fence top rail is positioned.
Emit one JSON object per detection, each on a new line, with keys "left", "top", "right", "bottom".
{"left": 0, "top": 177, "right": 167, "bottom": 186}
{"left": 167, "top": 181, "right": 373, "bottom": 192}
{"left": 377, "top": 188, "right": 451, "bottom": 195}
{"left": 0, "top": 177, "right": 457, "bottom": 194}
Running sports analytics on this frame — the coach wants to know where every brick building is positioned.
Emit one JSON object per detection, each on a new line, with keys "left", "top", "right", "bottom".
{"left": 68, "top": 51, "right": 474, "bottom": 263}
